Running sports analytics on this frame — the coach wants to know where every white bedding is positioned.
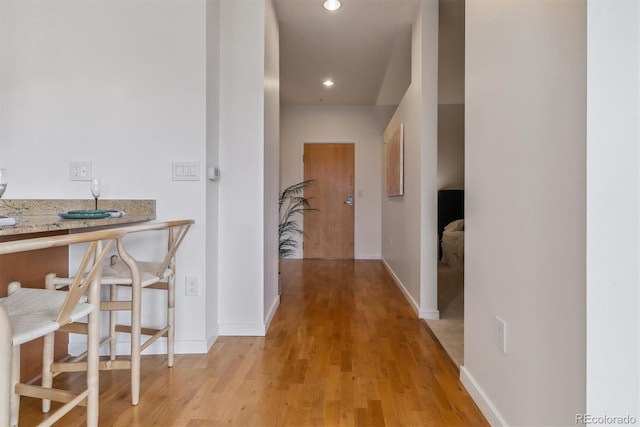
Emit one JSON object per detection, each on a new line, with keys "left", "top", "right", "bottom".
{"left": 441, "top": 220, "right": 464, "bottom": 271}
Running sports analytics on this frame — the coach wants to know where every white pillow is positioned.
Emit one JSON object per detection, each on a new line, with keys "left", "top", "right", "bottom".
{"left": 444, "top": 219, "right": 464, "bottom": 232}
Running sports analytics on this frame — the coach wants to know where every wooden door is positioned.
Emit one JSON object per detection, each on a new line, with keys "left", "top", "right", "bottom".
{"left": 303, "top": 143, "right": 354, "bottom": 259}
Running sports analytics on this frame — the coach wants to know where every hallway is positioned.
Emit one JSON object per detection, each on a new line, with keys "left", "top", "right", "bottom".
{"left": 20, "top": 260, "right": 486, "bottom": 426}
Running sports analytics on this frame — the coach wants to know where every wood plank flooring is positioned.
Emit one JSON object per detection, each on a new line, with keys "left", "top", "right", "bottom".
{"left": 19, "top": 259, "right": 487, "bottom": 426}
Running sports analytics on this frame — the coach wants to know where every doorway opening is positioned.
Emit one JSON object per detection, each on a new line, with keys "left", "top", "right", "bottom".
{"left": 424, "top": 0, "right": 466, "bottom": 368}
{"left": 427, "top": 189, "right": 464, "bottom": 367}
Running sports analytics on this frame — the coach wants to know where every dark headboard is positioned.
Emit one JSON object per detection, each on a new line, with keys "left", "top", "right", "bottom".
{"left": 438, "top": 189, "right": 464, "bottom": 258}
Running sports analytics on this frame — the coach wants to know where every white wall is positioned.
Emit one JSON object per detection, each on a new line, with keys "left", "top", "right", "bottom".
{"left": 376, "top": 26, "right": 412, "bottom": 106}
{"left": 463, "top": 1, "right": 586, "bottom": 425}
{"left": 0, "top": 0, "right": 209, "bottom": 353}
{"left": 586, "top": 0, "right": 640, "bottom": 419}
{"left": 382, "top": 88, "right": 421, "bottom": 310}
{"left": 381, "top": 0, "right": 439, "bottom": 319}
{"left": 437, "top": 0, "right": 464, "bottom": 190}
{"left": 438, "top": 0, "right": 464, "bottom": 105}
{"left": 205, "top": 0, "right": 221, "bottom": 348}
{"left": 438, "top": 104, "right": 464, "bottom": 189}
{"left": 263, "top": 0, "right": 280, "bottom": 326}
{"left": 280, "top": 105, "right": 394, "bottom": 260}
{"left": 418, "top": 0, "right": 439, "bottom": 318}
{"left": 218, "top": 0, "right": 270, "bottom": 336}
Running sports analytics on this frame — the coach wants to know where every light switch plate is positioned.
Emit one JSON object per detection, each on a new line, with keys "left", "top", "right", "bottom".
{"left": 172, "top": 162, "right": 200, "bottom": 181}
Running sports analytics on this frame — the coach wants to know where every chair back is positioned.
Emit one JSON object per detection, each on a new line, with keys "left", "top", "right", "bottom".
{"left": 114, "top": 220, "right": 194, "bottom": 278}
{"left": 0, "top": 229, "right": 125, "bottom": 325}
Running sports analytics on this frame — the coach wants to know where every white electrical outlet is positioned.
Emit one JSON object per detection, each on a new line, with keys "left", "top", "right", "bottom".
{"left": 69, "top": 161, "right": 92, "bottom": 181}
{"left": 185, "top": 277, "right": 198, "bottom": 296}
{"left": 496, "top": 317, "right": 507, "bottom": 353}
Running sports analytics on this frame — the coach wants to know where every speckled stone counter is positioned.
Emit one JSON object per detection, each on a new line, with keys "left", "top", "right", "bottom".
{"left": 0, "top": 199, "right": 156, "bottom": 236}
{"left": 0, "top": 199, "right": 155, "bottom": 381}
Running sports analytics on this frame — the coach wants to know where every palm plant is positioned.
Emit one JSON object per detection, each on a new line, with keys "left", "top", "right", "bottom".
{"left": 279, "top": 179, "right": 317, "bottom": 258}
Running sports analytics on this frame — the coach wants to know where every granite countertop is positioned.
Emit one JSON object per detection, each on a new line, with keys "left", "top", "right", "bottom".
{"left": 0, "top": 199, "right": 156, "bottom": 236}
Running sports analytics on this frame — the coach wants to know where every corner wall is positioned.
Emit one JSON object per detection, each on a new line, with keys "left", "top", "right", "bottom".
{"left": 381, "top": 0, "right": 439, "bottom": 318}
{"left": 218, "top": 0, "right": 268, "bottom": 335}
{"left": 263, "top": 0, "right": 280, "bottom": 325}
{"left": 463, "top": 1, "right": 586, "bottom": 424}
{"left": 586, "top": 0, "right": 640, "bottom": 418}
{"left": 205, "top": 0, "right": 220, "bottom": 348}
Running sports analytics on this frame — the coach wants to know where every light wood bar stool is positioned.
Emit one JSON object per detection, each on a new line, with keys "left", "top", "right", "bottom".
{"left": 46, "top": 219, "right": 194, "bottom": 406}
{"left": 0, "top": 229, "right": 124, "bottom": 426}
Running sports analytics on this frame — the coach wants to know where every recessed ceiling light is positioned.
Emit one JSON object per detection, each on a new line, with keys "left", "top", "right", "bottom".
{"left": 323, "top": 79, "right": 335, "bottom": 87}
{"left": 323, "top": 0, "right": 342, "bottom": 11}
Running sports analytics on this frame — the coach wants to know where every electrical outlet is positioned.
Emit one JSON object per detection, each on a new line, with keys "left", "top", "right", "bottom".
{"left": 496, "top": 317, "right": 507, "bottom": 353}
{"left": 69, "top": 161, "right": 92, "bottom": 181}
{"left": 185, "top": 277, "right": 198, "bottom": 296}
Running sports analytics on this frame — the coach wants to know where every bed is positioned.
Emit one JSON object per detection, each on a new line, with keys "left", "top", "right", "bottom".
{"left": 438, "top": 189, "right": 464, "bottom": 271}
{"left": 441, "top": 219, "right": 464, "bottom": 271}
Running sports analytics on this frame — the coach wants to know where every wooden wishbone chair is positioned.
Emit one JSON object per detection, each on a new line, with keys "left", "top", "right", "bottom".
{"left": 0, "top": 228, "right": 125, "bottom": 427}
{"left": 46, "top": 219, "right": 194, "bottom": 406}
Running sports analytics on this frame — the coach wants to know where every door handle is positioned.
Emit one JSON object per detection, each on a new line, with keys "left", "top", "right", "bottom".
{"left": 345, "top": 193, "right": 354, "bottom": 206}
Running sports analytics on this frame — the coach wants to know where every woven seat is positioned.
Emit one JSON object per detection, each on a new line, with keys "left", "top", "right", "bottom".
{"left": 2, "top": 288, "right": 91, "bottom": 346}
{"left": 102, "top": 258, "right": 171, "bottom": 287}
{"left": 0, "top": 229, "right": 124, "bottom": 426}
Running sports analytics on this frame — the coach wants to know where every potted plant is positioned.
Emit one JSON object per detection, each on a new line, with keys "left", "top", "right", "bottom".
{"left": 278, "top": 179, "right": 317, "bottom": 293}
{"left": 279, "top": 179, "right": 317, "bottom": 258}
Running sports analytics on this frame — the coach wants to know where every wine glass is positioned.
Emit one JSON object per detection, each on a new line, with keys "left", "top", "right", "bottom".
{"left": 90, "top": 178, "right": 102, "bottom": 210}
{"left": 0, "top": 169, "right": 7, "bottom": 198}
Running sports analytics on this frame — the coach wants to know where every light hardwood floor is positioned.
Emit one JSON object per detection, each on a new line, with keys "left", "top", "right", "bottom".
{"left": 19, "top": 259, "right": 486, "bottom": 426}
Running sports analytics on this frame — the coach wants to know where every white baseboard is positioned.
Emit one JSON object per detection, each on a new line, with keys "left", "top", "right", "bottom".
{"left": 381, "top": 258, "right": 420, "bottom": 316}
{"left": 174, "top": 340, "right": 211, "bottom": 354}
{"left": 219, "top": 323, "right": 266, "bottom": 336}
{"left": 420, "top": 309, "right": 440, "bottom": 320}
{"left": 207, "top": 329, "right": 219, "bottom": 351}
{"left": 264, "top": 295, "right": 280, "bottom": 332}
{"left": 355, "top": 255, "right": 381, "bottom": 260}
{"left": 460, "top": 366, "right": 508, "bottom": 427}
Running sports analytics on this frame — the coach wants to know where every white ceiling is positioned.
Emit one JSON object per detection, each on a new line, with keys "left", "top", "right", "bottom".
{"left": 273, "top": 0, "right": 419, "bottom": 106}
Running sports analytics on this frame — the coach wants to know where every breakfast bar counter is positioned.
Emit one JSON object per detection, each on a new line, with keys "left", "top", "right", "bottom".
{"left": 0, "top": 199, "right": 156, "bottom": 381}
{"left": 0, "top": 199, "right": 155, "bottom": 236}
